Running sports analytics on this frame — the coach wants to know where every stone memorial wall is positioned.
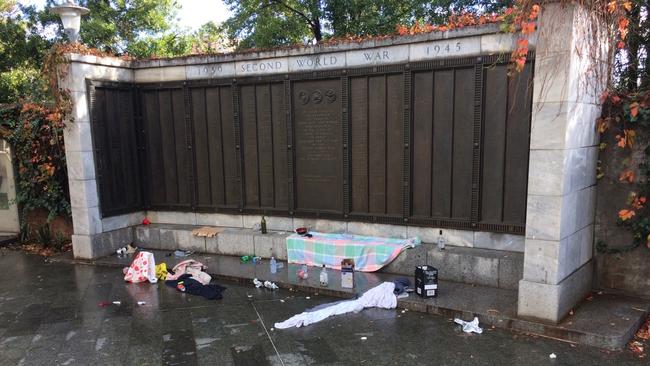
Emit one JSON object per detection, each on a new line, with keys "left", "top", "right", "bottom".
{"left": 60, "top": 3, "right": 608, "bottom": 323}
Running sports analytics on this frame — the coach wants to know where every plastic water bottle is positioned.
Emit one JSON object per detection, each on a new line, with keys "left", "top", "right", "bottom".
{"left": 319, "top": 265, "right": 329, "bottom": 287}
{"left": 270, "top": 256, "right": 277, "bottom": 274}
{"left": 437, "top": 230, "right": 445, "bottom": 251}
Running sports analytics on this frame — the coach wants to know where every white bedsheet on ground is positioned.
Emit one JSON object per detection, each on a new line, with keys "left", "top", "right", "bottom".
{"left": 274, "top": 282, "right": 397, "bottom": 329}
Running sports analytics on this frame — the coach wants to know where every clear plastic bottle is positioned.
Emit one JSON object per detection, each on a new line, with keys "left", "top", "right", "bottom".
{"left": 270, "top": 256, "right": 277, "bottom": 274}
{"left": 319, "top": 264, "right": 329, "bottom": 287}
{"left": 437, "top": 230, "right": 445, "bottom": 251}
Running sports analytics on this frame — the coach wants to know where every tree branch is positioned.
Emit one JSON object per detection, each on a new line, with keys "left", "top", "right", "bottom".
{"left": 268, "top": 0, "right": 316, "bottom": 28}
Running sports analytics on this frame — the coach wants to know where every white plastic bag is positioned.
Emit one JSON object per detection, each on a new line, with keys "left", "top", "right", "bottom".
{"left": 454, "top": 317, "right": 483, "bottom": 334}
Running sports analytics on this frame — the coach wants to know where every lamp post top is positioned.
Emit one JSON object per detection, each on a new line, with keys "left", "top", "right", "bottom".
{"left": 50, "top": 1, "right": 89, "bottom": 16}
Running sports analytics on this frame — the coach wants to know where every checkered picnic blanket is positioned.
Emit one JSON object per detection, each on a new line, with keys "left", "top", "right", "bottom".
{"left": 286, "top": 232, "right": 421, "bottom": 272}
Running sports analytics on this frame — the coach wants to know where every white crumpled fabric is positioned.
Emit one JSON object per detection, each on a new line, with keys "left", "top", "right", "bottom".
{"left": 454, "top": 317, "right": 483, "bottom": 334}
{"left": 274, "top": 282, "right": 397, "bottom": 329}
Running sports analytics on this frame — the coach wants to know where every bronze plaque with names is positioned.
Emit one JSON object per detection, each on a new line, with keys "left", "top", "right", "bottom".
{"left": 293, "top": 79, "right": 343, "bottom": 212}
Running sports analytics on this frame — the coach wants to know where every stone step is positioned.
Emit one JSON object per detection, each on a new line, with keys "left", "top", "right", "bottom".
{"left": 51, "top": 250, "right": 650, "bottom": 350}
{"left": 133, "top": 224, "right": 523, "bottom": 290}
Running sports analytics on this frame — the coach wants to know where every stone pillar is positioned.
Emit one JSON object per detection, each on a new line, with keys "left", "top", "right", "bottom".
{"left": 60, "top": 55, "right": 135, "bottom": 259}
{"left": 518, "top": 3, "right": 609, "bottom": 322}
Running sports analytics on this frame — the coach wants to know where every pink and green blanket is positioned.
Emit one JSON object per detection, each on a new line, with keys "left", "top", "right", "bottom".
{"left": 286, "top": 232, "right": 421, "bottom": 272}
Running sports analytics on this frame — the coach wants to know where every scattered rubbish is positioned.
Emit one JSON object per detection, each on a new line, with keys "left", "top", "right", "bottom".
{"left": 116, "top": 247, "right": 126, "bottom": 256}
{"left": 155, "top": 263, "right": 168, "bottom": 281}
{"left": 137, "top": 301, "right": 146, "bottom": 306}
{"left": 401, "top": 310, "right": 406, "bottom": 314}
{"left": 125, "top": 244, "right": 137, "bottom": 254}
{"left": 174, "top": 250, "right": 192, "bottom": 258}
{"left": 295, "top": 227, "right": 308, "bottom": 235}
{"left": 166, "top": 274, "right": 226, "bottom": 300}
{"left": 253, "top": 278, "right": 263, "bottom": 288}
{"left": 341, "top": 259, "right": 354, "bottom": 288}
{"left": 112, "top": 301, "right": 121, "bottom": 305}
{"left": 124, "top": 251, "right": 158, "bottom": 283}
{"left": 241, "top": 255, "right": 252, "bottom": 263}
{"left": 437, "top": 230, "right": 445, "bottom": 251}
{"left": 415, "top": 265, "right": 438, "bottom": 298}
{"left": 167, "top": 260, "right": 211, "bottom": 285}
{"left": 260, "top": 216, "right": 267, "bottom": 234}
{"left": 277, "top": 262, "right": 284, "bottom": 269}
{"left": 270, "top": 328, "right": 275, "bottom": 331}
{"left": 270, "top": 257, "right": 277, "bottom": 274}
{"left": 297, "top": 264, "right": 309, "bottom": 279}
{"left": 264, "top": 281, "right": 279, "bottom": 290}
{"left": 191, "top": 226, "right": 223, "bottom": 238}
{"left": 252, "top": 256, "right": 262, "bottom": 264}
{"left": 360, "top": 336, "right": 367, "bottom": 340}
{"left": 247, "top": 294, "right": 253, "bottom": 298}
{"left": 319, "top": 264, "right": 329, "bottom": 287}
{"left": 397, "top": 293, "right": 409, "bottom": 299}
{"left": 549, "top": 353, "right": 557, "bottom": 359}
{"left": 274, "top": 282, "right": 397, "bottom": 329}
{"left": 305, "top": 296, "right": 311, "bottom": 300}
{"left": 280, "top": 299, "right": 285, "bottom": 303}
{"left": 142, "top": 217, "right": 150, "bottom": 225}
{"left": 454, "top": 317, "right": 483, "bottom": 334}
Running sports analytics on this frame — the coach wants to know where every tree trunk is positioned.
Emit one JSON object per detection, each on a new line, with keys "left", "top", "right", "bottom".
{"left": 312, "top": 18, "right": 322, "bottom": 42}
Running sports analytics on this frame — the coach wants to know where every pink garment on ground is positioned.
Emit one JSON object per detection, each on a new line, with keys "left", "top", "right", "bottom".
{"left": 166, "top": 260, "right": 212, "bottom": 285}
{"left": 123, "top": 251, "right": 158, "bottom": 283}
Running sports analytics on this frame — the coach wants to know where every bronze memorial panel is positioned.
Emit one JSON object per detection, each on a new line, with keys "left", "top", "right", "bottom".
{"left": 292, "top": 79, "right": 343, "bottom": 212}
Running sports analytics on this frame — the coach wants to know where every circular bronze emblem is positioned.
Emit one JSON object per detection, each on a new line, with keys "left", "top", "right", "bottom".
{"left": 298, "top": 90, "right": 310, "bottom": 105}
{"left": 311, "top": 90, "right": 323, "bottom": 104}
{"left": 325, "top": 89, "right": 337, "bottom": 103}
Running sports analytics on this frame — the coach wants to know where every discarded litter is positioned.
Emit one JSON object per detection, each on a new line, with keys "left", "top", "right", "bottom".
{"left": 305, "top": 296, "right": 311, "bottom": 300}
{"left": 137, "top": 301, "right": 146, "bottom": 306}
{"left": 174, "top": 250, "right": 192, "bottom": 258}
{"left": 549, "top": 353, "right": 557, "bottom": 359}
{"left": 360, "top": 336, "right": 367, "bottom": 340}
{"left": 274, "top": 282, "right": 397, "bottom": 329}
{"left": 253, "top": 278, "right": 263, "bottom": 288}
{"left": 112, "top": 301, "right": 121, "bottom": 305}
{"left": 454, "top": 317, "right": 483, "bottom": 334}
{"left": 264, "top": 281, "right": 279, "bottom": 290}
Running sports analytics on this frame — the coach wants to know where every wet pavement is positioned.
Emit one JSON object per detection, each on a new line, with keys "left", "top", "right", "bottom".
{"left": 0, "top": 249, "right": 646, "bottom": 365}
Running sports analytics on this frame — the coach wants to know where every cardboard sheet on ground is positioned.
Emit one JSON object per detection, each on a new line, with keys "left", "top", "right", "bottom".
{"left": 286, "top": 232, "right": 420, "bottom": 272}
{"left": 191, "top": 226, "right": 224, "bottom": 238}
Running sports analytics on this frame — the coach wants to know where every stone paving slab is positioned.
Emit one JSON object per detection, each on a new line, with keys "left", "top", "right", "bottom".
{"left": 51, "top": 249, "right": 650, "bottom": 350}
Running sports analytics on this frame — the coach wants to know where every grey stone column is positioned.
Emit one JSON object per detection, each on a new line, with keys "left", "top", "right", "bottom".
{"left": 518, "top": 3, "right": 609, "bottom": 322}
{"left": 60, "top": 55, "right": 135, "bottom": 259}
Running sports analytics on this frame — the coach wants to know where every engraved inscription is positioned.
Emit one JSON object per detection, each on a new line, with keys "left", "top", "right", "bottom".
{"left": 409, "top": 38, "right": 478, "bottom": 61}
{"left": 187, "top": 62, "right": 235, "bottom": 79}
{"left": 363, "top": 50, "right": 391, "bottom": 61}
{"left": 293, "top": 79, "right": 342, "bottom": 212}
{"left": 235, "top": 58, "right": 288, "bottom": 75}
{"left": 426, "top": 42, "right": 462, "bottom": 55}
{"left": 240, "top": 60, "right": 283, "bottom": 73}
{"left": 295, "top": 55, "right": 339, "bottom": 68}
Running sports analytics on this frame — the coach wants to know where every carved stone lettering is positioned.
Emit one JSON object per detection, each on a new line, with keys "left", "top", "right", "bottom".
{"left": 289, "top": 52, "right": 345, "bottom": 72}
{"left": 346, "top": 45, "right": 409, "bottom": 67}
{"left": 293, "top": 79, "right": 342, "bottom": 212}
{"left": 235, "top": 58, "right": 288, "bottom": 76}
